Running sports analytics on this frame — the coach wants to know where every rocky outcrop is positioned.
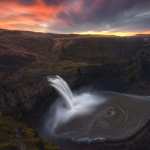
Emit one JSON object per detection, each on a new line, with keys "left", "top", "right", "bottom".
{"left": 59, "top": 37, "right": 144, "bottom": 63}
{"left": 0, "top": 29, "right": 149, "bottom": 118}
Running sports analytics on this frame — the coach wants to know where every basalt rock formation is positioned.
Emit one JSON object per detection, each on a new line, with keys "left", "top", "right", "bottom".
{"left": 0, "top": 29, "right": 150, "bottom": 115}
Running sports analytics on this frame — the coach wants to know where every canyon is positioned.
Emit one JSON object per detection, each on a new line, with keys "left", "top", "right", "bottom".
{"left": 0, "top": 29, "right": 150, "bottom": 149}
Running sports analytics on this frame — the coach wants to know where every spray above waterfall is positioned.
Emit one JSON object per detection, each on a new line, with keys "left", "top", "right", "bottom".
{"left": 46, "top": 75, "right": 106, "bottom": 134}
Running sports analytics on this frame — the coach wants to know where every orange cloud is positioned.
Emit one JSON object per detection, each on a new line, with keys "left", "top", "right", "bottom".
{"left": 0, "top": 0, "right": 64, "bottom": 32}
{"left": 0, "top": 0, "right": 149, "bottom": 35}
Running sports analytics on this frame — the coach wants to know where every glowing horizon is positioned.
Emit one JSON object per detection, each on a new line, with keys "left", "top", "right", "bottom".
{"left": 0, "top": 0, "right": 149, "bottom": 34}
{"left": 1, "top": 27, "right": 150, "bottom": 37}
{"left": 75, "top": 31, "right": 150, "bottom": 37}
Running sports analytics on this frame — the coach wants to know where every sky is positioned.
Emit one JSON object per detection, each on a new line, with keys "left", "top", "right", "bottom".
{"left": 0, "top": 0, "right": 150, "bottom": 36}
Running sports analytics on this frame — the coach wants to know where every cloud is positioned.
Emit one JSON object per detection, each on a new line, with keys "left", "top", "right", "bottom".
{"left": 19, "top": 0, "right": 35, "bottom": 5}
{"left": 52, "top": 0, "right": 150, "bottom": 33}
{"left": 0, "top": 0, "right": 149, "bottom": 34}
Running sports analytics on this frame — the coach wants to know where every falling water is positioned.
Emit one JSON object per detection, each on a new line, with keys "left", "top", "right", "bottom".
{"left": 46, "top": 75, "right": 106, "bottom": 133}
{"left": 47, "top": 75, "right": 73, "bottom": 109}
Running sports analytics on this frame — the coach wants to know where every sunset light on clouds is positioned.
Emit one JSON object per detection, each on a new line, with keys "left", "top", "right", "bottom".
{"left": 0, "top": 0, "right": 150, "bottom": 36}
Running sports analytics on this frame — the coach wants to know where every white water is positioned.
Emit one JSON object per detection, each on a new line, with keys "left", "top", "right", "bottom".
{"left": 48, "top": 75, "right": 73, "bottom": 109}
{"left": 46, "top": 75, "right": 106, "bottom": 133}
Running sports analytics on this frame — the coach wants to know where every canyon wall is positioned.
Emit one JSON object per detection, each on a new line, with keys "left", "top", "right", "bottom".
{"left": 0, "top": 29, "right": 149, "bottom": 117}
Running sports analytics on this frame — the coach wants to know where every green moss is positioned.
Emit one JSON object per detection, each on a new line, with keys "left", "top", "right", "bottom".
{"left": 0, "top": 115, "right": 59, "bottom": 150}
{"left": 0, "top": 143, "right": 18, "bottom": 150}
{"left": 127, "top": 61, "right": 138, "bottom": 82}
{"left": 44, "top": 142, "right": 59, "bottom": 150}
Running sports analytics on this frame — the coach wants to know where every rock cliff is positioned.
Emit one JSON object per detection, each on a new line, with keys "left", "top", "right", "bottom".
{"left": 0, "top": 29, "right": 149, "bottom": 117}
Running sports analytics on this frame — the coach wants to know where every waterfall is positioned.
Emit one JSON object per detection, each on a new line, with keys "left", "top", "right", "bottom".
{"left": 46, "top": 75, "right": 106, "bottom": 133}
{"left": 47, "top": 75, "right": 73, "bottom": 109}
